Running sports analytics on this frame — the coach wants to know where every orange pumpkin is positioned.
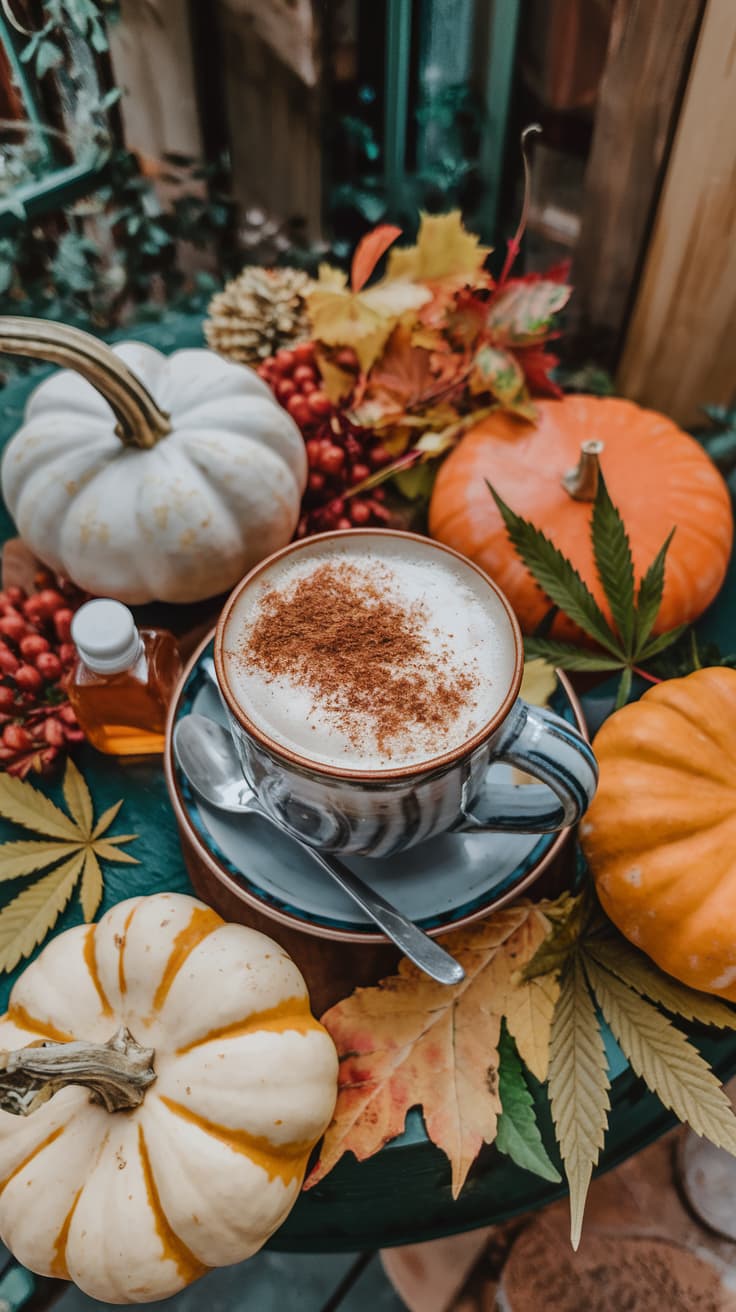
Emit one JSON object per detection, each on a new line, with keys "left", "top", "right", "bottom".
{"left": 429, "top": 396, "right": 733, "bottom": 640}
{"left": 581, "top": 667, "right": 736, "bottom": 1000}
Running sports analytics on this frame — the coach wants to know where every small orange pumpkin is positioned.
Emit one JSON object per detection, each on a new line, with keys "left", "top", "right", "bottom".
{"left": 581, "top": 667, "right": 736, "bottom": 1000}
{"left": 429, "top": 396, "right": 733, "bottom": 640}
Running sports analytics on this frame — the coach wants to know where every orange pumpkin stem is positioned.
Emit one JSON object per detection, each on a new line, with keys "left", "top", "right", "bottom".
{"left": 562, "top": 439, "right": 604, "bottom": 501}
{"left": 0, "top": 1025, "right": 156, "bottom": 1116}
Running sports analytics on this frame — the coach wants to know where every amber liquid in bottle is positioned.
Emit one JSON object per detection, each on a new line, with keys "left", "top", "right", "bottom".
{"left": 68, "top": 628, "right": 182, "bottom": 755}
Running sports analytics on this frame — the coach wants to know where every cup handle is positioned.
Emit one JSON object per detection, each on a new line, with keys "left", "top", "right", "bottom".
{"left": 454, "top": 699, "right": 598, "bottom": 834}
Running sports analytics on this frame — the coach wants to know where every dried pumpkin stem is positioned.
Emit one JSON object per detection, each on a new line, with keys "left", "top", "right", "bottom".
{"left": 0, "top": 1025, "right": 156, "bottom": 1116}
{"left": 0, "top": 317, "right": 172, "bottom": 449}
{"left": 562, "top": 439, "right": 605, "bottom": 501}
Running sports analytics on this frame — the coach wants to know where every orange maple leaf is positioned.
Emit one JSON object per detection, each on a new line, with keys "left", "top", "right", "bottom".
{"left": 351, "top": 324, "right": 469, "bottom": 429}
{"left": 305, "top": 902, "right": 557, "bottom": 1198}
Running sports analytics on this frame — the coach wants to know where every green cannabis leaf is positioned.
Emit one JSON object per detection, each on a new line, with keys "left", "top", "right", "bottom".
{"left": 487, "top": 476, "right": 687, "bottom": 707}
{"left": 496, "top": 1026, "right": 561, "bottom": 1182}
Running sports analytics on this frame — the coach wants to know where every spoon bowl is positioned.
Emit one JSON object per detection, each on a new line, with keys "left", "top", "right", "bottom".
{"left": 173, "top": 714, "right": 465, "bottom": 985}
{"left": 174, "top": 714, "right": 261, "bottom": 813}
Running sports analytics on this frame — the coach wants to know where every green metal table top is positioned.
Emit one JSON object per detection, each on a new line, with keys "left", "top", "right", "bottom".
{"left": 1, "top": 314, "right": 736, "bottom": 1253}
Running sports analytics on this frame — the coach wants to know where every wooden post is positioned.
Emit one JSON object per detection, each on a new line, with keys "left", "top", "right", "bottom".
{"left": 108, "top": 0, "right": 204, "bottom": 170}
{"left": 616, "top": 0, "right": 736, "bottom": 425}
{"left": 214, "top": 0, "right": 322, "bottom": 242}
{"left": 571, "top": 0, "right": 704, "bottom": 361}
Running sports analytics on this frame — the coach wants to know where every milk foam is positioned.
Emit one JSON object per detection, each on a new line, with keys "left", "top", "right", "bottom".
{"left": 223, "top": 535, "right": 517, "bottom": 771}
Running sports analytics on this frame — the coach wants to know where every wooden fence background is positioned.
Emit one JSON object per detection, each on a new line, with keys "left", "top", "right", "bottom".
{"left": 108, "top": 0, "right": 735, "bottom": 427}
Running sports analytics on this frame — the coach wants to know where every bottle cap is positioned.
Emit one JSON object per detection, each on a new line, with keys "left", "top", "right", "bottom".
{"left": 71, "top": 599, "right": 142, "bottom": 674}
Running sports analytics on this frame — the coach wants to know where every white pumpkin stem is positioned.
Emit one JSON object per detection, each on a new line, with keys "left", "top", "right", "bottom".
{"left": 0, "top": 1026, "right": 156, "bottom": 1115}
{"left": 0, "top": 317, "right": 172, "bottom": 449}
{"left": 562, "top": 439, "right": 604, "bottom": 501}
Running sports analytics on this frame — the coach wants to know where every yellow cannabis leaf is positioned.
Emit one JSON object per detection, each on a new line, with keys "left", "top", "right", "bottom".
{"left": 0, "top": 857, "right": 85, "bottom": 974}
{"left": 387, "top": 211, "right": 492, "bottom": 288}
{"left": 537, "top": 903, "right": 736, "bottom": 1250}
{"left": 0, "top": 759, "right": 138, "bottom": 972}
{"left": 586, "top": 935, "right": 736, "bottom": 1031}
{"left": 584, "top": 956, "right": 736, "bottom": 1155}
{"left": 79, "top": 850, "right": 104, "bottom": 923}
{"left": 548, "top": 954, "right": 611, "bottom": 1250}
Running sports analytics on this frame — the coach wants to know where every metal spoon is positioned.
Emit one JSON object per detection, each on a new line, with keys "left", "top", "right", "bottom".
{"left": 174, "top": 713, "right": 465, "bottom": 986}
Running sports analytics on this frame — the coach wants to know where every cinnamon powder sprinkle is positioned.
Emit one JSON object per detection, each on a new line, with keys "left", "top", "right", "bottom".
{"left": 241, "top": 561, "right": 478, "bottom": 758}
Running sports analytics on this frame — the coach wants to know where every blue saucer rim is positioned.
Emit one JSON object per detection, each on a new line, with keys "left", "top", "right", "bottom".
{"left": 164, "top": 632, "right": 588, "bottom": 943}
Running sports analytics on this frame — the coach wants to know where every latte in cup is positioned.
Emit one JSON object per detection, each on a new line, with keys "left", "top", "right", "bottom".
{"left": 220, "top": 532, "right": 518, "bottom": 774}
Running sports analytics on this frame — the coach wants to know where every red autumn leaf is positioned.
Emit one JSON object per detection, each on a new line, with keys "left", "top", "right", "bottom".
{"left": 513, "top": 344, "right": 563, "bottom": 397}
{"left": 351, "top": 324, "right": 468, "bottom": 427}
{"left": 486, "top": 279, "right": 572, "bottom": 345}
{"left": 368, "top": 326, "right": 440, "bottom": 405}
{"left": 351, "top": 224, "right": 403, "bottom": 293}
{"left": 511, "top": 259, "right": 572, "bottom": 287}
{"left": 445, "top": 287, "right": 491, "bottom": 349}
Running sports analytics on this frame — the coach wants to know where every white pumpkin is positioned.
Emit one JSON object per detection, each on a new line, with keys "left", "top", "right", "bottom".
{"left": 0, "top": 893, "right": 337, "bottom": 1304}
{"left": 0, "top": 318, "right": 307, "bottom": 603}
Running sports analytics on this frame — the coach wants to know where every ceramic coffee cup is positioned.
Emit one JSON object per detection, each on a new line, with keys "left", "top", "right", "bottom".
{"left": 214, "top": 530, "right": 598, "bottom": 859}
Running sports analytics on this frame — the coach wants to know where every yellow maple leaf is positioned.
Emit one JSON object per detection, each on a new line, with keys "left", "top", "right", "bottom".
{"left": 387, "top": 211, "right": 492, "bottom": 287}
{"left": 314, "top": 347, "right": 356, "bottom": 405}
{"left": 497, "top": 910, "right": 560, "bottom": 1081}
{"left": 305, "top": 900, "right": 557, "bottom": 1197}
{"left": 0, "top": 760, "right": 137, "bottom": 972}
{"left": 521, "top": 659, "right": 557, "bottom": 709}
{"left": 306, "top": 264, "right": 431, "bottom": 373}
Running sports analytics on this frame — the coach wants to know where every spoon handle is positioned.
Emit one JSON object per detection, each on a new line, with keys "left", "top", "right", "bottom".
{"left": 305, "top": 849, "right": 465, "bottom": 985}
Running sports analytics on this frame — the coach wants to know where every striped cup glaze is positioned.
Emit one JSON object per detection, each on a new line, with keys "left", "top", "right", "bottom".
{"left": 215, "top": 530, "right": 598, "bottom": 858}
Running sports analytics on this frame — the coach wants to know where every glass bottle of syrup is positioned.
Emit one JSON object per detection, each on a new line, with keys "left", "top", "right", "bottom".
{"left": 68, "top": 599, "right": 182, "bottom": 755}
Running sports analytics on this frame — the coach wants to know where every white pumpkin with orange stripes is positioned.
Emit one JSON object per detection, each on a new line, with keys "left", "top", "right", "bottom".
{"left": 0, "top": 893, "right": 338, "bottom": 1303}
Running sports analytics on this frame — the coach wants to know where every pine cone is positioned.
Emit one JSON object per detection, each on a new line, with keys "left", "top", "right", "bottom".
{"left": 205, "top": 266, "right": 312, "bottom": 367}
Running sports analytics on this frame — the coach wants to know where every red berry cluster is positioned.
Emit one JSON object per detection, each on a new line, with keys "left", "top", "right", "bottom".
{"left": 259, "top": 341, "right": 334, "bottom": 430}
{"left": 258, "top": 342, "right": 394, "bottom": 537}
{"left": 0, "top": 574, "right": 85, "bottom": 778}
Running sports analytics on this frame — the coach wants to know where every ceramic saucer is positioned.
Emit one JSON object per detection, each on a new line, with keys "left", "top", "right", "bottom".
{"left": 165, "top": 635, "right": 588, "bottom": 944}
